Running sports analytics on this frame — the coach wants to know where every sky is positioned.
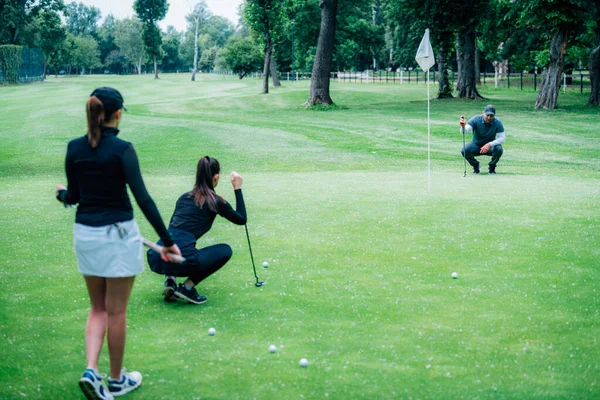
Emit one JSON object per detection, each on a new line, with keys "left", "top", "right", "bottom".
{"left": 76, "top": 0, "right": 244, "bottom": 31}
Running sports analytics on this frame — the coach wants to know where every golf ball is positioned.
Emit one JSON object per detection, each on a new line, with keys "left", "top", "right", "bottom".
{"left": 451, "top": 272, "right": 458, "bottom": 279}
{"left": 268, "top": 345, "right": 277, "bottom": 353}
{"left": 262, "top": 261, "right": 269, "bottom": 268}
{"left": 208, "top": 327, "right": 216, "bottom": 336}
{"left": 299, "top": 358, "right": 309, "bottom": 367}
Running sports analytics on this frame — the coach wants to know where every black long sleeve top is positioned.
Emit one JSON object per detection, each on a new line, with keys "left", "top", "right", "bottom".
{"left": 168, "top": 189, "right": 247, "bottom": 240}
{"left": 58, "top": 127, "right": 173, "bottom": 246}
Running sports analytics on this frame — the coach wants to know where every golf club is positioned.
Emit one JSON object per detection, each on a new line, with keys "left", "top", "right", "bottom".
{"left": 142, "top": 238, "right": 186, "bottom": 264}
{"left": 460, "top": 115, "right": 467, "bottom": 177}
{"left": 244, "top": 224, "right": 265, "bottom": 287}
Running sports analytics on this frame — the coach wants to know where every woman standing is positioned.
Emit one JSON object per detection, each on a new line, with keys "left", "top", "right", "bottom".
{"left": 147, "top": 156, "right": 247, "bottom": 304}
{"left": 56, "top": 87, "right": 180, "bottom": 400}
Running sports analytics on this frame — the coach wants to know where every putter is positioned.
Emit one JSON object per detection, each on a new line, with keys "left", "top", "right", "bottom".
{"left": 461, "top": 115, "right": 467, "bottom": 177}
{"left": 142, "top": 238, "right": 186, "bottom": 264}
{"left": 244, "top": 224, "right": 265, "bottom": 287}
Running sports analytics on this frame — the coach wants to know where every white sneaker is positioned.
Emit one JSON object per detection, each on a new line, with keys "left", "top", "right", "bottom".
{"left": 79, "top": 368, "right": 114, "bottom": 400}
{"left": 108, "top": 369, "right": 142, "bottom": 396}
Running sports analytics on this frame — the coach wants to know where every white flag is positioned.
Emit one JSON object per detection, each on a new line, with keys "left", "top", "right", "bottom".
{"left": 415, "top": 29, "right": 435, "bottom": 72}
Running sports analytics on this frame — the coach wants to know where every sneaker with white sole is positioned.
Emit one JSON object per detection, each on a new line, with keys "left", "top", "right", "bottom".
{"left": 107, "top": 369, "right": 142, "bottom": 397}
{"left": 79, "top": 368, "right": 114, "bottom": 400}
{"left": 163, "top": 278, "right": 177, "bottom": 302}
{"left": 175, "top": 283, "right": 207, "bottom": 304}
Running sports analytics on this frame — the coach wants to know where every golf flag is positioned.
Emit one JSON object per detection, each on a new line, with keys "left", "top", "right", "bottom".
{"left": 415, "top": 29, "right": 435, "bottom": 72}
{"left": 415, "top": 29, "right": 435, "bottom": 194}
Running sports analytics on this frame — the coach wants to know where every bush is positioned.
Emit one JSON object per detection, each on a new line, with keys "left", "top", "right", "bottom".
{"left": 0, "top": 45, "right": 23, "bottom": 84}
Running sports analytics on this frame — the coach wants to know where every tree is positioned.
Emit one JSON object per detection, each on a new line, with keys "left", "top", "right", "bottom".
{"left": 187, "top": 0, "right": 212, "bottom": 81}
{"left": 72, "top": 35, "right": 101, "bottom": 75}
{"left": 37, "top": 10, "right": 66, "bottom": 77}
{"left": 307, "top": 0, "right": 338, "bottom": 106}
{"left": 98, "top": 15, "right": 119, "bottom": 72}
{"left": 386, "top": 0, "right": 462, "bottom": 99}
{"left": 509, "top": 0, "right": 594, "bottom": 109}
{"left": 244, "top": 0, "right": 283, "bottom": 93}
{"left": 587, "top": 6, "right": 600, "bottom": 105}
{"left": 222, "top": 36, "right": 263, "bottom": 78}
{"left": 133, "top": 0, "right": 168, "bottom": 79}
{"left": 114, "top": 17, "right": 146, "bottom": 74}
{"left": 64, "top": 2, "right": 101, "bottom": 37}
{"left": 0, "top": 0, "right": 64, "bottom": 45}
{"left": 161, "top": 26, "right": 183, "bottom": 72}
{"left": 454, "top": 0, "right": 489, "bottom": 99}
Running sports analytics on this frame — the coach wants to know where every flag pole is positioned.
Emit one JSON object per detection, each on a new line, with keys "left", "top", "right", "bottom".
{"left": 427, "top": 69, "right": 431, "bottom": 194}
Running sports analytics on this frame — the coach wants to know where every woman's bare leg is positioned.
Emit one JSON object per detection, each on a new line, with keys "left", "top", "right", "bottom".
{"left": 105, "top": 277, "right": 135, "bottom": 379}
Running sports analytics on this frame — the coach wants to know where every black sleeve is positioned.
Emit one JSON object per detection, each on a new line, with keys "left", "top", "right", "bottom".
{"left": 122, "top": 145, "right": 174, "bottom": 247}
{"left": 217, "top": 189, "right": 247, "bottom": 225}
{"left": 59, "top": 143, "right": 80, "bottom": 205}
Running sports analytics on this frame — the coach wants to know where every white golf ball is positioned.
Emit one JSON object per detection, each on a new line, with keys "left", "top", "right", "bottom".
{"left": 262, "top": 261, "right": 269, "bottom": 268}
{"left": 451, "top": 272, "right": 458, "bottom": 279}
{"left": 299, "top": 358, "right": 309, "bottom": 367}
{"left": 268, "top": 345, "right": 277, "bottom": 353}
{"left": 208, "top": 327, "right": 216, "bottom": 336}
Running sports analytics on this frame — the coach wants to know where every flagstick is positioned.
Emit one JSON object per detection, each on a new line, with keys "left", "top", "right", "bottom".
{"left": 427, "top": 69, "right": 431, "bottom": 194}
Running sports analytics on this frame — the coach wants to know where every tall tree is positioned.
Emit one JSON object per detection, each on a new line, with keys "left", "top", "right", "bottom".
{"left": 133, "top": 0, "right": 168, "bottom": 79}
{"left": 72, "top": 35, "right": 101, "bottom": 75}
{"left": 510, "top": 0, "right": 593, "bottom": 109}
{"left": 455, "top": 0, "right": 488, "bottom": 99}
{"left": 386, "top": 0, "right": 462, "bottom": 99}
{"left": 114, "top": 17, "right": 146, "bottom": 74}
{"left": 0, "top": 0, "right": 64, "bottom": 45}
{"left": 98, "top": 14, "right": 119, "bottom": 71}
{"left": 161, "top": 26, "right": 183, "bottom": 72}
{"left": 187, "top": 0, "right": 212, "bottom": 81}
{"left": 587, "top": 5, "right": 599, "bottom": 105}
{"left": 64, "top": 2, "right": 101, "bottom": 37}
{"left": 307, "top": 0, "right": 338, "bottom": 106}
{"left": 244, "top": 0, "right": 283, "bottom": 93}
{"left": 36, "top": 10, "right": 66, "bottom": 77}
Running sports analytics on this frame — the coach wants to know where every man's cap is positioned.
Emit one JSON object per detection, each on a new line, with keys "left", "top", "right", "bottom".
{"left": 484, "top": 104, "right": 496, "bottom": 116}
{"left": 90, "top": 87, "right": 127, "bottom": 114}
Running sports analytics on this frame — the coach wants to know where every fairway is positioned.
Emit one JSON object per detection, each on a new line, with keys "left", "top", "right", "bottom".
{"left": 1, "top": 73, "right": 599, "bottom": 399}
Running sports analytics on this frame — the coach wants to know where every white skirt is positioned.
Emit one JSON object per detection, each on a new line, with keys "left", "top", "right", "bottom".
{"left": 74, "top": 219, "right": 144, "bottom": 278}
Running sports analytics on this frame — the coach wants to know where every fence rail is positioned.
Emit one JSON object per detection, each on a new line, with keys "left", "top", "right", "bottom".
{"left": 213, "top": 69, "right": 592, "bottom": 94}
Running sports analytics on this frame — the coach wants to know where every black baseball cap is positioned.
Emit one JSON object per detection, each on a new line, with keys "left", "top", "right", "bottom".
{"left": 484, "top": 104, "right": 496, "bottom": 116}
{"left": 90, "top": 87, "right": 127, "bottom": 114}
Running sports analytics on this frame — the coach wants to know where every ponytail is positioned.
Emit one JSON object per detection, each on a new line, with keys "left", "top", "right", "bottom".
{"left": 86, "top": 96, "right": 104, "bottom": 148}
{"left": 192, "top": 156, "right": 221, "bottom": 212}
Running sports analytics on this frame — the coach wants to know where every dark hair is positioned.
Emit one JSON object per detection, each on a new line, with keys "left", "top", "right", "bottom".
{"left": 192, "top": 156, "right": 221, "bottom": 212}
{"left": 86, "top": 96, "right": 116, "bottom": 148}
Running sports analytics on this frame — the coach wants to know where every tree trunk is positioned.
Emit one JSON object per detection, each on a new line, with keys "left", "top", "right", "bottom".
{"left": 270, "top": 57, "right": 281, "bottom": 87}
{"left": 457, "top": 26, "right": 483, "bottom": 99}
{"left": 262, "top": 32, "right": 272, "bottom": 94}
{"left": 455, "top": 36, "right": 462, "bottom": 90}
{"left": 589, "top": 33, "right": 600, "bottom": 105}
{"left": 154, "top": 55, "right": 158, "bottom": 79}
{"left": 475, "top": 45, "right": 480, "bottom": 84}
{"left": 307, "top": 0, "right": 338, "bottom": 106}
{"left": 137, "top": 61, "right": 142, "bottom": 75}
{"left": 535, "top": 25, "right": 568, "bottom": 109}
{"left": 192, "top": 17, "right": 199, "bottom": 81}
{"left": 436, "top": 42, "right": 453, "bottom": 99}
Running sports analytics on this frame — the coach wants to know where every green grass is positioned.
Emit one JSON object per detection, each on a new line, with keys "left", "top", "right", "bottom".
{"left": 0, "top": 73, "right": 599, "bottom": 399}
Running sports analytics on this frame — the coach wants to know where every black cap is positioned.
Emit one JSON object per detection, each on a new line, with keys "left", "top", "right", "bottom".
{"left": 483, "top": 104, "right": 496, "bottom": 116}
{"left": 90, "top": 87, "right": 127, "bottom": 114}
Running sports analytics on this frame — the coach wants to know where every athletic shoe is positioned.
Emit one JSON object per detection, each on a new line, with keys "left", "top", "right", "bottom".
{"left": 175, "top": 284, "right": 207, "bottom": 305}
{"left": 489, "top": 165, "right": 496, "bottom": 174}
{"left": 163, "top": 278, "right": 177, "bottom": 303}
{"left": 473, "top": 165, "right": 480, "bottom": 174}
{"left": 107, "top": 369, "right": 142, "bottom": 397}
{"left": 79, "top": 368, "right": 114, "bottom": 400}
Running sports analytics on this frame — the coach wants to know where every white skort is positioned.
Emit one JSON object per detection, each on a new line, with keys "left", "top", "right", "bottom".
{"left": 74, "top": 219, "right": 144, "bottom": 278}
